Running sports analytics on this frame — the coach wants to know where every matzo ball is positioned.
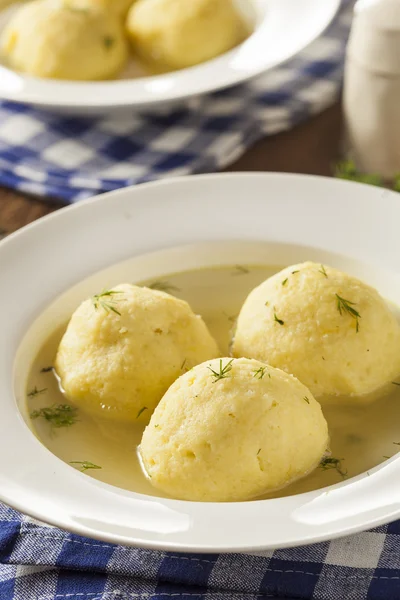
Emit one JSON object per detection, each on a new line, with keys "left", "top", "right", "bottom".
{"left": 126, "top": 0, "right": 248, "bottom": 70}
{"left": 140, "top": 357, "right": 328, "bottom": 501}
{"left": 1, "top": 0, "right": 128, "bottom": 80}
{"left": 55, "top": 284, "right": 219, "bottom": 422}
{"left": 233, "top": 262, "right": 400, "bottom": 401}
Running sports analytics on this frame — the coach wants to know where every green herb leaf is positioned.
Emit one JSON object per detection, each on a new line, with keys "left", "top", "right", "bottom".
{"left": 392, "top": 382, "right": 400, "bottom": 386}
{"left": 148, "top": 280, "right": 180, "bottom": 294}
{"left": 70, "top": 461, "right": 102, "bottom": 472}
{"left": 335, "top": 160, "right": 384, "bottom": 187}
{"left": 274, "top": 310, "right": 284, "bottom": 326}
{"left": 336, "top": 294, "right": 361, "bottom": 332}
{"left": 319, "top": 265, "right": 328, "bottom": 278}
{"left": 393, "top": 442, "right": 400, "bottom": 445}
{"left": 40, "top": 366, "right": 53, "bottom": 373}
{"left": 257, "top": 448, "right": 261, "bottom": 456}
{"left": 92, "top": 289, "right": 124, "bottom": 316}
{"left": 319, "top": 456, "right": 347, "bottom": 478}
{"left": 232, "top": 265, "right": 249, "bottom": 276}
{"left": 303, "top": 396, "right": 310, "bottom": 404}
{"left": 208, "top": 359, "right": 234, "bottom": 383}
{"left": 282, "top": 278, "right": 288, "bottom": 286}
{"left": 103, "top": 36, "right": 115, "bottom": 49}
{"left": 383, "top": 456, "right": 390, "bottom": 460}
{"left": 292, "top": 270, "right": 299, "bottom": 274}
{"left": 253, "top": 366, "right": 270, "bottom": 380}
{"left": 30, "top": 404, "right": 78, "bottom": 428}
{"left": 27, "top": 387, "right": 47, "bottom": 398}
{"left": 136, "top": 407, "right": 148, "bottom": 419}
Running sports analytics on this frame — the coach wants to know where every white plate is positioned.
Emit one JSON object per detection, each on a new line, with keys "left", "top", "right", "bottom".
{"left": 0, "top": 0, "right": 340, "bottom": 113}
{"left": 2, "top": 172, "right": 400, "bottom": 553}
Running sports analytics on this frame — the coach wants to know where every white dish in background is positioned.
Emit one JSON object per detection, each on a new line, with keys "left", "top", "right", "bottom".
{"left": 0, "top": 0, "right": 340, "bottom": 114}
{"left": 1, "top": 172, "right": 400, "bottom": 553}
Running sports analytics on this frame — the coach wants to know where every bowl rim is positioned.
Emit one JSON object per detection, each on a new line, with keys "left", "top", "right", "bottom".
{"left": 0, "top": 0, "right": 340, "bottom": 110}
{"left": 2, "top": 172, "right": 400, "bottom": 553}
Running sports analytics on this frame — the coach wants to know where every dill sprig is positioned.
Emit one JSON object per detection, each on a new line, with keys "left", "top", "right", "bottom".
{"left": 292, "top": 270, "right": 300, "bottom": 275}
{"left": 148, "top": 280, "right": 180, "bottom": 293}
{"left": 319, "top": 456, "right": 347, "bottom": 478}
{"left": 319, "top": 265, "right": 328, "bottom": 278}
{"left": 103, "top": 36, "right": 115, "bottom": 49}
{"left": 257, "top": 448, "right": 261, "bottom": 456}
{"left": 274, "top": 310, "right": 284, "bottom": 326}
{"left": 232, "top": 265, "right": 249, "bottom": 276}
{"left": 208, "top": 359, "right": 234, "bottom": 383}
{"left": 253, "top": 366, "right": 270, "bottom": 380}
{"left": 27, "top": 387, "right": 47, "bottom": 398}
{"left": 40, "top": 366, "right": 53, "bottom": 373}
{"left": 393, "top": 442, "right": 400, "bottom": 446}
{"left": 30, "top": 404, "right": 78, "bottom": 428}
{"left": 136, "top": 407, "right": 148, "bottom": 419}
{"left": 303, "top": 396, "right": 310, "bottom": 404}
{"left": 92, "top": 290, "right": 124, "bottom": 316}
{"left": 335, "top": 160, "right": 385, "bottom": 187}
{"left": 336, "top": 294, "right": 361, "bottom": 332}
{"left": 282, "top": 278, "right": 288, "bottom": 286}
{"left": 392, "top": 382, "right": 400, "bottom": 387}
{"left": 70, "top": 461, "right": 102, "bottom": 472}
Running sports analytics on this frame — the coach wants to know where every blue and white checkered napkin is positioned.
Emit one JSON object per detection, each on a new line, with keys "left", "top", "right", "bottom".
{"left": 0, "top": 1, "right": 352, "bottom": 203}
{"left": 2, "top": 502, "right": 400, "bottom": 600}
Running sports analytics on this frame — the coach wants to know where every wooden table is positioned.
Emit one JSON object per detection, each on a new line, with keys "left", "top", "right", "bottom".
{"left": 0, "top": 102, "right": 342, "bottom": 236}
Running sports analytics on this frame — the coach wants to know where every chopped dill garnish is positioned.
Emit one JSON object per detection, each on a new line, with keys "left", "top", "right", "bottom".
{"left": 265, "top": 301, "right": 269, "bottom": 307}
{"left": 30, "top": 404, "right": 78, "bottom": 429}
{"left": 292, "top": 270, "right": 299, "bottom": 274}
{"left": 103, "top": 36, "right": 115, "bottom": 49}
{"left": 154, "top": 424, "right": 159, "bottom": 428}
{"left": 232, "top": 265, "right": 249, "bottom": 276}
{"left": 253, "top": 367, "right": 270, "bottom": 380}
{"left": 319, "top": 265, "right": 328, "bottom": 278}
{"left": 392, "top": 382, "right": 400, "bottom": 386}
{"left": 208, "top": 359, "right": 234, "bottom": 383}
{"left": 282, "top": 278, "right": 288, "bottom": 286}
{"left": 136, "top": 407, "right": 148, "bottom": 419}
{"left": 383, "top": 456, "right": 390, "bottom": 460}
{"left": 303, "top": 396, "right": 310, "bottom": 404}
{"left": 148, "top": 280, "right": 180, "bottom": 293}
{"left": 223, "top": 312, "right": 237, "bottom": 323}
{"left": 274, "top": 311, "right": 284, "bottom": 326}
{"left": 40, "top": 366, "right": 53, "bottom": 373}
{"left": 70, "top": 461, "right": 102, "bottom": 472}
{"left": 335, "top": 160, "right": 385, "bottom": 187}
{"left": 181, "top": 359, "right": 187, "bottom": 370}
{"left": 336, "top": 294, "right": 360, "bottom": 332}
{"left": 322, "top": 356, "right": 326, "bottom": 361}
{"left": 394, "top": 442, "right": 400, "bottom": 446}
{"left": 319, "top": 456, "right": 347, "bottom": 478}
{"left": 154, "top": 328, "right": 163, "bottom": 334}
{"left": 257, "top": 448, "right": 261, "bottom": 456}
{"left": 27, "top": 387, "right": 47, "bottom": 398}
{"left": 92, "top": 289, "right": 124, "bottom": 316}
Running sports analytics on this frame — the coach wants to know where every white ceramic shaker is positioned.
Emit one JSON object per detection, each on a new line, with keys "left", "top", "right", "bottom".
{"left": 344, "top": 0, "right": 400, "bottom": 178}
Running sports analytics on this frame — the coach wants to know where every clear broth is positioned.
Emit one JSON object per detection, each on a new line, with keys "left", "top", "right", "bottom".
{"left": 26, "top": 265, "right": 400, "bottom": 500}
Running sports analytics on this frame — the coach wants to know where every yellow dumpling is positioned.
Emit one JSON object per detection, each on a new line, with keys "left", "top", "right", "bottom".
{"left": 1, "top": 0, "right": 128, "bottom": 80}
{"left": 126, "top": 0, "right": 248, "bottom": 70}
{"left": 74, "top": 0, "right": 133, "bottom": 18}
{"left": 233, "top": 262, "right": 400, "bottom": 402}
{"left": 55, "top": 284, "right": 219, "bottom": 422}
{"left": 140, "top": 358, "right": 328, "bottom": 502}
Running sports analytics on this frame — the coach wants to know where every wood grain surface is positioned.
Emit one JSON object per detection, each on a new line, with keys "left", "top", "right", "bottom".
{"left": 0, "top": 102, "right": 342, "bottom": 236}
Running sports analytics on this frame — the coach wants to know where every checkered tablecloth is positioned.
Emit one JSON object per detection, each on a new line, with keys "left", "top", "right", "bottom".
{"left": 2, "top": 502, "right": 400, "bottom": 600}
{"left": 0, "top": 1, "right": 352, "bottom": 202}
